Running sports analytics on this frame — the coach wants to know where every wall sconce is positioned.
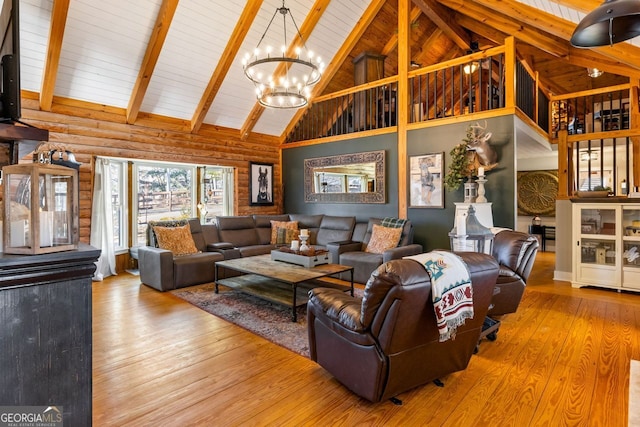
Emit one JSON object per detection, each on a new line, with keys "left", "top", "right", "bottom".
{"left": 580, "top": 150, "right": 599, "bottom": 161}
{"left": 587, "top": 67, "right": 604, "bottom": 78}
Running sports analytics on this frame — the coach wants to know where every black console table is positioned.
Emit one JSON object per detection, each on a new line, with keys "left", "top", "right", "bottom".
{"left": 0, "top": 244, "right": 100, "bottom": 427}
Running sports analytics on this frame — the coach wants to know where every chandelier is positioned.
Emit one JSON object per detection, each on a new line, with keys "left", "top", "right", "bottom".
{"left": 242, "top": 1, "right": 324, "bottom": 109}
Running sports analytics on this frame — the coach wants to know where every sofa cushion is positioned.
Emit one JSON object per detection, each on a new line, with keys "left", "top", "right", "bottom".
{"left": 153, "top": 224, "right": 199, "bottom": 256}
{"left": 216, "top": 216, "right": 260, "bottom": 247}
{"left": 270, "top": 220, "right": 299, "bottom": 244}
{"left": 316, "top": 215, "right": 355, "bottom": 246}
{"left": 188, "top": 218, "right": 207, "bottom": 252}
{"left": 365, "top": 224, "right": 402, "bottom": 254}
{"left": 289, "top": 214, "right": 324, "bottom": 244}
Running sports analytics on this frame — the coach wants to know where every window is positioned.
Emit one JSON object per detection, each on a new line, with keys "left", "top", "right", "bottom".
{"left": 97, "top": 158, "right": 234, "bottom": 251}
{"left": 110, "top": 160, "right": 128, "bottom": 251}
{"left": 200, "top": 166, "right": 233, "bottom": 223}
{"left": 133, "top": 162, "right": 196, "bottom": 246}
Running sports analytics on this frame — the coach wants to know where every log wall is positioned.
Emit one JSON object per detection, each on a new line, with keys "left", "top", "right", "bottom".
{"left": 19, "top": 95, "right": 282, "bottom": 246}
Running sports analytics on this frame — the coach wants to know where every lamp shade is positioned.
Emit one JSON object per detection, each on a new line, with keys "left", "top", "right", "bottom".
{"left": 571, "top": 0, "right": 640, "bottom": 47}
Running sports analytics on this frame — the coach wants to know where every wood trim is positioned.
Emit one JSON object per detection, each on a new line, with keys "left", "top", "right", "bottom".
{"left": 557, "top": 129, "right": 569, "bottom": 199}
{"left": 549, "top": 83, "right": 631, "bottom": 101}
{"left": 312, "top": 76, "right": 399, "bottom": 103}
{"left": 504, "top": 36, "right": 516, "bottom": 108}
{"left": 407, "top": 45, "right": 506, "bottom": 78}
{"left": 398, "top": 0, "right": 410, "bottom": 218}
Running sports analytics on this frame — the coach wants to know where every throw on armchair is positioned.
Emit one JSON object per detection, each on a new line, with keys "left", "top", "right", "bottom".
{"left": 307, "top": 252, "right": 499, "bottom": 403}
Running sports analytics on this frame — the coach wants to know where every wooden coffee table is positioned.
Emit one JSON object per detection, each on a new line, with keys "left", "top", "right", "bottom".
{"left": 214, "top": 254, "right": 354, "bottom": 322}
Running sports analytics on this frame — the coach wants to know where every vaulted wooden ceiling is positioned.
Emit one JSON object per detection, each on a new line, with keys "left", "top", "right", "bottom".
{"left": 18, "top": 0, "right": 640, "bottom": 140}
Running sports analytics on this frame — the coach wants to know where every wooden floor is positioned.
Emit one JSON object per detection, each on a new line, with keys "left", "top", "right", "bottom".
{"left": 93, "top": 252, "right": 640, "bottom": 426}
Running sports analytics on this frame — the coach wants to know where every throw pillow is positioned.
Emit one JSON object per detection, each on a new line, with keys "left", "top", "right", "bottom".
{"left": 365, "top": 224, "right": 403, "bottom": 254}
{"left": 270, "top": 220, "right": 299, "bottom": 244}
{"left": 153, "top": 224, "right": 199, "bottom": 256}
{"left": 275, "top": 227, "right": 300, "bottom": 245}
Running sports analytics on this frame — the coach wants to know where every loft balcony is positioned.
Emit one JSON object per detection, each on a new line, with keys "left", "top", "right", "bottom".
{"left": 284, "top": 37, "right": 640, "bottom": 199}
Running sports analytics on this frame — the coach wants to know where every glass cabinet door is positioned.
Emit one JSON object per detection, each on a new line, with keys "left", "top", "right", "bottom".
{"left": 622, "top": 207, "right": 640, "bottom": 289}
{"left": 579, "top": 208, "right": 616, "bottom": 235}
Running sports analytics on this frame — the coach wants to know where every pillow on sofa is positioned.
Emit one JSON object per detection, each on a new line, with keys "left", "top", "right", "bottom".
{"left": 153, "top": 224, "right": 199, "bottom": 256}
{"left": 275, "top": 227, "right": 299, "bottom": 245}
{"left": 270, "top": 220, "right": 299, "bottom": 244}
{"left": 365, "top": 224, "right": 403, "bottom": 254}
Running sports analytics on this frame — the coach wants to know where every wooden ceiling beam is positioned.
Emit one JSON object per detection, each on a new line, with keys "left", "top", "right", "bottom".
{"left": 412, "top": 0, "right": 471, "bottom": 51}
{"left": 40, "top": 0, "right": 70, "bottom": 112}
{"left": 190, "top": 0, "right": 264, "bottom": 133}
{"left": 280, "top": 0, "right": 387, "bottom": 142}
{"left": 472, "top": 0, "right": 640, "bottom": 74}
{"left": 239, "top": 0, "right": 330, "bottom": 140}
{"left": 551, "top": 0, "right": 601, "bottom": 14}
{"left": 437, "top": 0, "right": 569, "bottom": 58}
{"left": 381, "top": 6, "right": 423, "bottom": 56}
{"left": 126, "top": 0, "right": 179, "bottom": 125}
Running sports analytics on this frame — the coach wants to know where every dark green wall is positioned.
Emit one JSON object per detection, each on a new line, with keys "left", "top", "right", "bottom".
{"left": 407, "top": 116, "right": 515, "bottom": 250}
{"left": 281, "top": 116, "right": 515, "bottom": 251}
{"left": 282, "top": 134, "right": 399, "bottom": 221}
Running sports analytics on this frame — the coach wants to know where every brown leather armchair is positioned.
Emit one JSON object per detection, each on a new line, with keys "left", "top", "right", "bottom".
{"left": 307, "top": 252, "right": 499, "bottom": 403}
{"left": 489, "top": 230, "right": 540, "bottom": 317}
{"left": 478, "top": 230, "right": 539, "bottom": 344}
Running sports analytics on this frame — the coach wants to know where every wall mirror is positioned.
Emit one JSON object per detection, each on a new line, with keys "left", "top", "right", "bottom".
{"left": 304, "top": 150, "right": 385, "bottom": 203}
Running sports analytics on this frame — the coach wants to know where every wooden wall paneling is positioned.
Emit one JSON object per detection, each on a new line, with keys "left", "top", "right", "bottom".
{"left": 20, "top": 101, "right": 283, "bottom": 245}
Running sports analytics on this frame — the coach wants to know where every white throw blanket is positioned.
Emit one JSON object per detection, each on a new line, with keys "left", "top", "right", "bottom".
{"left": 405, "top": 251, "right": 474, "bottom": 342}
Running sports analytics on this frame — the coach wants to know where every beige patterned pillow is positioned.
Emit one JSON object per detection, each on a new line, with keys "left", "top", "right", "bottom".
{"left": 270, "top": 220, "right": 299, "bottom": 244}
{"left": 153, "top": 224, "right": 199, "bottom": 256}
{"left": 365, "top": 224, "right": 403, "bottom": 254}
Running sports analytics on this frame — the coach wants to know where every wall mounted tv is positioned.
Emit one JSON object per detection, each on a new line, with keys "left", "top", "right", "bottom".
{"left": 0, "top": 0, "right": 20, "bottom": 122}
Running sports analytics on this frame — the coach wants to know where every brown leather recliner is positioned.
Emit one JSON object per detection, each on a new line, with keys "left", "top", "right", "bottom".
{"left": 307, "top": 252, "right": 499, "bottom": 403}
{"left": 488, "top": 230, "right": 540, "bottom": 317}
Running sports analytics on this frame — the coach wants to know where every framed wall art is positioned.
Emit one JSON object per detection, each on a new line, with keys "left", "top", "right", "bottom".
{"left": 250, "top": 162, "right": 274, "bottom": 206}
{"left": 408, "top": 152, "right": 443, "bottom": 208}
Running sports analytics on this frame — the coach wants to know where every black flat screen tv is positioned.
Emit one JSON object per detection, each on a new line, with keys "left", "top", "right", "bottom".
{"left": 0, "top": 0, "right": 20, "bottom": 122}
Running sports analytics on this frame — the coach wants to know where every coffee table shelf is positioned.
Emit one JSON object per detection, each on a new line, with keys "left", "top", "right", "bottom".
{"left": 216, "top": 274, "right": 311, "bottom": 308}
{"left": 214, "top": 254, "right": 353, "bottom": 321}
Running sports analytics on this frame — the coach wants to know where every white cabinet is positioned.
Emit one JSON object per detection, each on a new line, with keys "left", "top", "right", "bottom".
{"left": 572, "top": 202, "right": 640, "bottom": 291}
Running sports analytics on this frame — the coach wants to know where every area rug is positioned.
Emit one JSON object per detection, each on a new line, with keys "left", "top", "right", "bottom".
{"left": 171, "top": 283, "right": 362, "bottom": 358}
{"left": 631, "top": 360, "right": 640, "bottom": 426}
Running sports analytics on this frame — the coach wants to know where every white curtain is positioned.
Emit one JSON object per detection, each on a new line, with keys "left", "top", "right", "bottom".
{"left": 90, "top": 157, "right": 116, "bottom": 281}
{"left": 222, "top": 167, "right": 234, "bottom": 216}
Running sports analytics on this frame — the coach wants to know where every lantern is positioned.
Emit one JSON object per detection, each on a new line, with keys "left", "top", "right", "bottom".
{"left": 449, "top": 205, "right": 494, "bottom": 254}
{"left": 2, "top": 163, "right": 78, "bottom": 254}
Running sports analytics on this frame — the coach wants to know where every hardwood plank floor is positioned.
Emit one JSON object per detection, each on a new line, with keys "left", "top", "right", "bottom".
{"left": 92, "top": 252, "right": 640, "bottom": 426}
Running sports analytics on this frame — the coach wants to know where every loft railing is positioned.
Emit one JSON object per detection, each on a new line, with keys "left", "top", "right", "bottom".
{"left": 553, "top": 85, "right": 640, "bottom": 197}
{"left": 286, "top": 38, "right": 545, "bottom": 143}
{"left": 407, "top": 48, "right": 506, "bottom": 122}
{"left": 286, "top": 77, "right": 398, "bottom": 143}
{"left": 549, "top": 85, "right": 631, "bottom": 139}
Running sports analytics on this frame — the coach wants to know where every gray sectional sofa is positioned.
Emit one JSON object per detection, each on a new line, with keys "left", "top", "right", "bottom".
{"left": 137, "top": 214, "right": 423, "bottom": 291}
